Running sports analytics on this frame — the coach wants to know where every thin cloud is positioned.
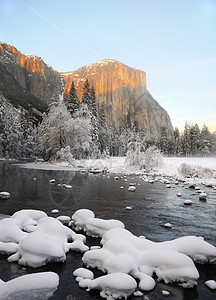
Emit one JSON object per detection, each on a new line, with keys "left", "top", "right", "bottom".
{"left": 19, "top": 0, "right": 102, "bottom": 60}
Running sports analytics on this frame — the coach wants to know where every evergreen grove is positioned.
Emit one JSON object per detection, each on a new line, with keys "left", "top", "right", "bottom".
{"left": 0, "top": 81, "right": 216, "bottom": 160}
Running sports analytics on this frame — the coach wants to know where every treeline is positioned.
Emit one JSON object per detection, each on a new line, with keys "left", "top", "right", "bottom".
{"left": 0, "top": 93, "right": 37, "bottom": 159}
{"left": 156, "top": 122, "right": 216, "bottom": 157}
{"left": 0, "top": 82, "right": 216, "bottom": 160}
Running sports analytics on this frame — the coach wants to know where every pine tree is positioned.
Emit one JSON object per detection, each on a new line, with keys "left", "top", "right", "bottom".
{"left": 173, "top": 127, "right": 183, "bottom": 156}
{"left": 200, "top": 124, "right": 211, "bottom": 156}
{"left": 108, "top": 122, "right": 119, "bottom": 156}
{"left": 90, "top": 84, "right": 97, "bottom": 117}
{"left": 183, "top": 121, "right": 191, "bottom": 157}
{"left": 158, "top": 127, "right": 169, "bottom": 155}
{"left": 189, "top": 123, "right": 200, "bottom": 156}
{"left": 82, "top": 79, "right": 91, "bottom": 105}
{"left": 98, "top": 102, "right": 109, "bottom": 154}
{"left": 81, "top": 79, "right": 100, "bottom": 157}
{"left": 65, "top": 81, "right": 80, "bottom": 116}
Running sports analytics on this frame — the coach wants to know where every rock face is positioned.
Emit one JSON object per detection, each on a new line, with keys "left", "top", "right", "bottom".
{"left": 61, "top": 59, "right": 173, "bottom": 136}
{"left": 0, "top": 43, "right": 62, "bottom": 112}
{"left": 0, "top": 43, "right": 173, "bottom": 135}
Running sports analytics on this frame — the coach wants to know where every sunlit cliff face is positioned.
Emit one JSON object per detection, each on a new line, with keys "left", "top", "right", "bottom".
{"left": 3, "top": 44, "right": 46, "bottom": 77}
{"left": 61, "top": 59, "right": 147, "bottom": 100}
{"left": 61, "top": 59, "right": 173, "bottom": 136}
{"left": 0, "top": 43, "right": 62, "bottom": 104}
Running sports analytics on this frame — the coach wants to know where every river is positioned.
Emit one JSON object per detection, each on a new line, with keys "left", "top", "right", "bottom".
{"left": 0, "top": 161, "right": 215, "bottom": 300}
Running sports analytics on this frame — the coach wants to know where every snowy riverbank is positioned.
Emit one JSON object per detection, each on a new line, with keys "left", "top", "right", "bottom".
{"left": 18, "top": 156, "right": 216, "bottom": 180}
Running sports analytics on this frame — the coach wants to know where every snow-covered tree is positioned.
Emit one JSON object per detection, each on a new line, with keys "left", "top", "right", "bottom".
{"left": 144, "top": 146, "right": 163, "bottom": 171}
{"left": 189, "top": 123, "right": 200, "bottom": 156}
{"left": 65, "top": 81, "right": 80, "bottom": 116}
{"left": 56, "top": 145, "right": 76, "bottom": 167}
{"left": 173, "top": 127, "right": 183, "bottom": 156}
{"left": 98, "top": 102, "right": 109, "bottom": 154}
{"left": 38, "top": 101, "right": 71, "bottom": 160}
{"left": 124, "top": 140, "right": 145, "bottom": 169}
{"left": 158, "top": 127, "right": 169, "bottom": 155}
{"left": 200, "top": 124, "right": 212, "bottom": 156}
{"left": 82, "top": 79, "right": 91, "bottom": 106}
{"left": 66, "top": 103, "right": 92, "bottom": 159}
{"left": 125, "top": 143, "right": 162, "bottom": 172}
{"left": 182, "top": 121, "right": 191, "bottom": 157}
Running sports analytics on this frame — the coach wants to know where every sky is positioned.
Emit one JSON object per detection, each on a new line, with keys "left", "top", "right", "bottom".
{"left": 0, "top": 0, "right": 216, "bottom": 132}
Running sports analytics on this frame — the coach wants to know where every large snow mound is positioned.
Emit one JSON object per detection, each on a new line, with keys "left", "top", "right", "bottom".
{"left": 0, "top": 272, "right": 59, "bottom": 300}
{"left": 8, "top": 216, "right": 88, "bottom": 268}
{"left": 82, "top": 227, "right": 216, "bottom": 289}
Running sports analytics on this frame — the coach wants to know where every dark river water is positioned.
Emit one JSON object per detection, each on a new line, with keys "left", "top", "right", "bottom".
{"left": 0, "top": 161, "right": 215, "bottom": 300}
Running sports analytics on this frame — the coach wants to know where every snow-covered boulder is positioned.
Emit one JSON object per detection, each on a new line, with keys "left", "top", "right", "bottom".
{"left": 8, "top": 216, "right": 88, "bottom": 267}
{"left": 0, "top": 272, "right": 59, "bottom": 300}
{"left": 85, "top": 218, "right": 125, "bottom": 237}
{"left": 0, "top": 192, "right": 10, "bottom": 199}
{"left": 205, "top": 280, "right": 216, "bottom": 290}
{"left": 83, "top": 227, "right": 216, "bottom": 289}
{"left": 0, "top": 218, "right": 27, "bottom": 244}
{"left": 78, "top": 273, "right": 137, "bottom": 300}
{"left": 128, "top": 186, "right": 136, "bottom": 192}
{"left": 199, "top": 192, "right": 207, "bottom": 200}
{"left": 11, "top": 209, "right": 47, "bottom": 230}
{"left": 184, "top": 200, "right": 192, "bottom": 205}
{"left": 72, "top": 209, "right": 95, "bottom": 231}
{"left": 73, "top": 267, "right": 94, "bottom": 280}
{"left": 71, "top": 209, "right": 125, "bottom": 237}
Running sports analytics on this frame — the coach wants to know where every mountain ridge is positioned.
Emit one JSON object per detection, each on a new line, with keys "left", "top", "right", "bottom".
{"left": 0, "top": 42, "right": 173, "bottom": 135}
{"left": 61, "top": 58, "right": 173, "bottom": 135}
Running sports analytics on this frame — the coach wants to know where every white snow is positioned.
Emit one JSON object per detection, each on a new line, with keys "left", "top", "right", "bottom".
{"left": 8, "top": 216, "right": 88, "bottom": 267}
{"left": 205, "top": 280, "right": 216, "bottom": 289}
{"left": 199, "top": 192, "right": 207, "bottom": 200}
{"left": 72, "top": 209, "right": 125, "bottom": 237}
{"left": 81, "top": 227, "right": 216, "bottom": 291}
{"left": 162, "top": 290, "right": 170, "bottom": 295}
{"left": 0, "top": 192, "right": 10, "bottom": 199}
{"left": 184, "top": 200, "right": 192, "bottom": 205}
{"left": 164, "top": 223, "right": 172, "bottom": 228}
{"left": 128, "top": 186, "right": 136, "bottom": 192}
{"left": 73, "top": 267, "right": 94, "bottom": 280}
{"left": 0, "top": 272, "right": 59, "bottom": 299}
{"left": 77, "top": 272, "right": 137, "bottom": 300}
{"left": 18, "top": 157, "right": 216, "bottom": 186}
{"left": 56, "top": 215, "right": 71, "bottom": 224}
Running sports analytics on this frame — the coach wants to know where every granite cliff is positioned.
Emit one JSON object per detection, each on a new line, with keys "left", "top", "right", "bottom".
{"left": 0, "top": 43, "right": 173, "bottom": 135}
{"left": 61, "top": 59, "right": 173, "bottom": 136}
{"left": 0, "top": 43, "right": 62, "bottom": 120}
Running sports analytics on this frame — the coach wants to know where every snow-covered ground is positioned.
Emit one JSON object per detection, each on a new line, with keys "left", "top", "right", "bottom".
{"left": 19, "top": 156, "right": 216, "bottom": 179}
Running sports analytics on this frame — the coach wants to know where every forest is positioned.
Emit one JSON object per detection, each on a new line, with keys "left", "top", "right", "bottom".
{"left": 0, "top": 79, "right": 216, "bottom": 160}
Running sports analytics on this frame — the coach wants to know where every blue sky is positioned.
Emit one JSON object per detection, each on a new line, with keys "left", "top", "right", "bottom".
{"left": 0, "top": 0, "right": 216, "bottom": 132}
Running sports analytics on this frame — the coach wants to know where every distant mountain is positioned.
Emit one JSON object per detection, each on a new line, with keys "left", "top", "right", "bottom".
{"left": 0, "top": 43, "right": 173, "bottom": 135}
{"left": 61, "top": 59, "right": 173, "bottom": 136}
